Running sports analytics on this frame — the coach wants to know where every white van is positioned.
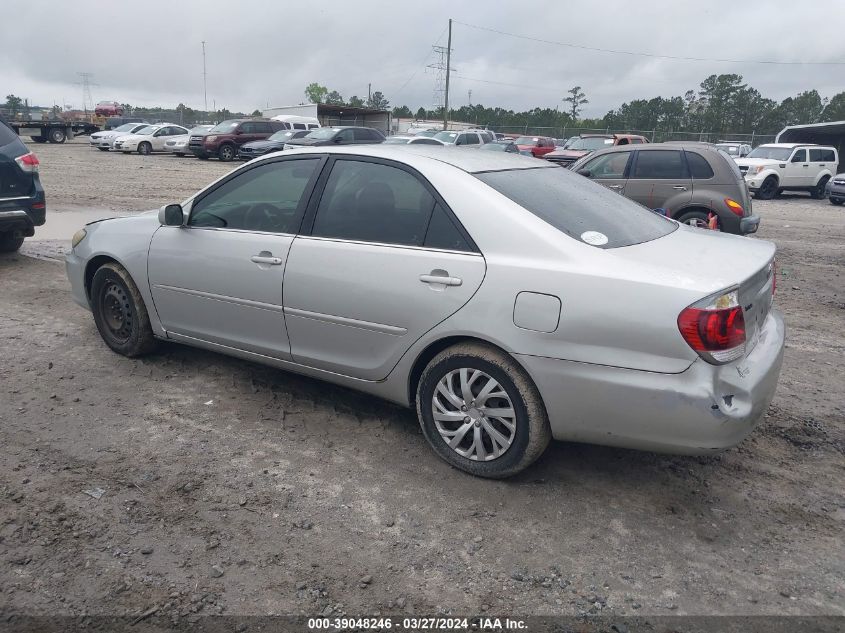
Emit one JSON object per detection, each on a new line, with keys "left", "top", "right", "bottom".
{"left": 270, "top": 115, "right": 321, "bottom": 131}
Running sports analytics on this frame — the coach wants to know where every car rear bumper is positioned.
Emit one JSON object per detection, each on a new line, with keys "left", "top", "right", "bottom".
{"left": 739, "top": 214, "right": 760, "bottom": 234}
{"left": 0, "top": 182, "right": 46, "bottom": 235}
{"left": 516, "top": 309, "right": 785, "bottom": 454}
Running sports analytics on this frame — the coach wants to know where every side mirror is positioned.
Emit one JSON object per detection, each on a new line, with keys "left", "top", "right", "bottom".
{"left": 577, "top": 169, "right": 592, "bottom": 178}
{"left": 234, "top": 129, "right": 243, "bottom": 135}
{"left": 159, "top": 203, "right": 184, "bottom": 226}
{"left": 333, "top": 136, "right": 343, "bottom": 143}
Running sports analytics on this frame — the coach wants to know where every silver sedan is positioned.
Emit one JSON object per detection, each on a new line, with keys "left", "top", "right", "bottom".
{"left": 65, "top": 146, "right": 785, "bottom": 478}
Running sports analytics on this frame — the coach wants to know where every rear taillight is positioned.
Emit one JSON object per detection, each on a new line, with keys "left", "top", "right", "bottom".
{"left": 15, "top": 152, "right": 40, "bottom": 173}
{"left": 724, "top": 198, "right": 744, "bottom": 217}
{"left": 678, "top": 289, "right": 746, "bottom": 364}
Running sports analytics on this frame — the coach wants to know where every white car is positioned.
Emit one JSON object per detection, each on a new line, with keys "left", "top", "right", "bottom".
{"left": 735, "top": 143, "right": 838, "bottom": 200}
{"left": 164, "top": 125, "right": 213, "bottom": 156}
{"left": 89, "top": 123, "right": 149, "bottom": 151}
{"left": 113, "top": 124, "right": 191, "bottom": 155}
{"left": 715, "top": 142, "right": 752, "bottom": 159}
{"left": 383, "top": 135, "right": 446, "bottom": 146}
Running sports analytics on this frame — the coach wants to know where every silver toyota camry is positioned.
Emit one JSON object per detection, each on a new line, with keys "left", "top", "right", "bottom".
{"left": 65, "top": 146, "right": 785, "bottom": 478}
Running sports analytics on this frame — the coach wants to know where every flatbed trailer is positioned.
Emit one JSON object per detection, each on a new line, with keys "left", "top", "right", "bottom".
{"left": 9, "top": 120, "right": 101, "bottom": 144}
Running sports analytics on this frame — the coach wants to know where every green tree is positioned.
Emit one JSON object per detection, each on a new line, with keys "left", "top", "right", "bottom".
{"left": 5, "top": 94, "right": 23, "bottom": 116}
{"left": 347, "top": 95, "right": 365, "bottom": 108}
{"left": 415, "top": 107, "right": 427, "bottom": 119}
{"left": 821, "top": 92, "right": 845, "bottom": 122}
{"left": 392, "top": 105, "right": 413, "bottom": 118}
{"left": 251, "top": 109, "right": 262, "bottom": 117}
{"left": 325, "top": 90, "right": 344, "bottom": 105}
{"left": 304, "top": 83, "right": 328, "bottom": 104}
{"left": 176, "top": 103, "right": 198, "bottom": 125}
{"left": 563, "top": 86, "right": 588, "bottom": 120}
{"left": 366, "top": 90, "right": 389, "bottom": 110}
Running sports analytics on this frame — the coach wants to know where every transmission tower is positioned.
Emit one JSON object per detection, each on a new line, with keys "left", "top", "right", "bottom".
{"left": 426, "top": 44, "right": 454, "bottom": 115}
{"left": 76, "top": 72, "right": 97, "bottom": 113}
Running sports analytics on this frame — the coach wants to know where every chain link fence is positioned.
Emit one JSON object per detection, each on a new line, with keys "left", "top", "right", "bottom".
{"left": 485, "top": 125, "right": 778, "bottom": 146}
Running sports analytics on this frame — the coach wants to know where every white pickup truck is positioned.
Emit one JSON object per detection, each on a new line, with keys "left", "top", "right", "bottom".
{"left": 735, "top": 143, "right": 838, "bottom": 200}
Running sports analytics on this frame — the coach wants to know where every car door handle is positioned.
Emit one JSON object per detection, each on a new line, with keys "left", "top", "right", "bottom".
{"left": 607, "top": 184, "right": 623, "bottom": 190}
{"left": 672, "top": 185, "right": 687, "bottom": 191}
{"left": 251, "top": 255, "right": 283, "bottom": 265}
{"left": 420, "top": 273, "right": 462, "bottom": 286}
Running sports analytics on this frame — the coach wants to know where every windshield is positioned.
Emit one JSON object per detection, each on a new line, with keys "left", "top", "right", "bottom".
{"left": 269, "top": 130, "right": 297, "bottom": 141}
{"left": 305, "top": 128, "right": 341, "bottom": 140}
{"left": 209, "top": 121, "right": 239, "bottom": 133}
{"left": 114, "top": 123, "right": 136, "bottom": 132}
{"left": 476, "top": 167, "right": 676, "bottom": 249}
{"left": 416, "top": 130, "right": 438, "bottom": 137}
{"left": 568, "top": 137, "right": 615, "bottom": 151}
{"left": 134, "top": 126, "right": 155, "bottom": 136}
{"left": 514, "top": 136, "right": 540, "bottom": 145}
{"left": 717, "top": 144, "right": 740, "bottom": 154}
{"left": 747, "top": 146, "right": 792, "bottom": 160}
{"left": 434, "top": 131, "right": 459, "bottom": 143}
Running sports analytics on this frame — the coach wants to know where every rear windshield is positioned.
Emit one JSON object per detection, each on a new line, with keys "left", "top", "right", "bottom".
{"left": 476, "top": 167, "right": 676, "bottom": 249}
{"left": 514, "top": 136, "right": 540, "bottom": 145}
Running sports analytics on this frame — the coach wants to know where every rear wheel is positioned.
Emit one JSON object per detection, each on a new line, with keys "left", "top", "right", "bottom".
{"left": 90, "top": 263, "right": 157, "bottom": 357}
{"left": 30, "top": 136, "right": 47, "bottom": 143}
{"left": 756, "top": 176, "right": 778, "bottom": 200}
{"left": 416, "top": 342, "right": 551, "bottom": 478}
{"left": 830, "top": 197, "right": 844, "bottom": 206}
{"left": 0, "top": 231, "right": 25, "bottom": 253}
{"left": 676, "top": 209, "right": 715, "bottom": 230}
{"left": 811, "top": 176, "right": 830, "bottom": 200}
{"left": 48, "top": 128, "right": 66, "bottom": 144}
{"left": 137, "top": 142, "right": 152, "bottom": 156}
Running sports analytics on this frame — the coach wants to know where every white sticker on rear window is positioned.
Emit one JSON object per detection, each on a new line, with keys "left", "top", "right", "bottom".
{"left": 581, "top": 231, "right": 608, "bottom": 245}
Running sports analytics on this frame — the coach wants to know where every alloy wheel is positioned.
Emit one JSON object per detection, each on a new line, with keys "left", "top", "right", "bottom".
{"left": 431, "top": 368, "right": 516, "bottom": 461}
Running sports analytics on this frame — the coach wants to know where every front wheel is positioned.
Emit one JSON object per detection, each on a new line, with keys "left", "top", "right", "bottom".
{"left": 811, "top": 176, "right": 830, "bottom": 200}
{"left": 0, "top": 231, "right": 25, "bottom": 253}
{"left": 416, "top": 342, "right": 551, "bottom": 478}
{"left": 90, "top": 263, "right": 157, "bottom": 357}
{"left": 97, "top": 147, "right": 109, "bottom": 151}
{"left": 218, "top": 144, "right": 235, "bottom": 162}
{"left": 756, "top": 176, "right": 778, "bottom": 200}
{"left": 137, "top": 142, "right": 152, "bottom": 155}
{"left": 830, "top": 197, "right": 844, "bottom": 206}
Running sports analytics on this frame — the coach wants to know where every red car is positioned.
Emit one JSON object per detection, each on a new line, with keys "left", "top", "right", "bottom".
{"left": 513, "top": 135, "right": 556, "bottom": 157}
{"left": 94, "top": 101, "right": 124, "bottom": 117}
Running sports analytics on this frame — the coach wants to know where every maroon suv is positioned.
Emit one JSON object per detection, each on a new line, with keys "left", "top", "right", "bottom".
{"left": 189, "top": 119, "right": 288, "bottom": 161}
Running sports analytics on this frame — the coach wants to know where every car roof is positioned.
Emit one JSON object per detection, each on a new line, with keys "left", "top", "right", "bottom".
{"left": 758, "top": 142, "right": 821, "bottom": 148}
{"left": 266, "top": 145, "right": 551, "bottom": 173}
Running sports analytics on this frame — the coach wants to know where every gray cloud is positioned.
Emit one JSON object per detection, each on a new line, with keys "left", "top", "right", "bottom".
{"left": 1, "top": 0, "right": 842, "bottom": 116}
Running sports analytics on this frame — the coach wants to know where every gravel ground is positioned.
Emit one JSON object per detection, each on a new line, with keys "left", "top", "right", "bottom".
{"left": 1, "top": 139, "right": 843, "bottom": 626}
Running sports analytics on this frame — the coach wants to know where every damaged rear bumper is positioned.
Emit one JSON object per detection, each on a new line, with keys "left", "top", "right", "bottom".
{"left": 516, "top": 309, "right": 785, "bottom": 454}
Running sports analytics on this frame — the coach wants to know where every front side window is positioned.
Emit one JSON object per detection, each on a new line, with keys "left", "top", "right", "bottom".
{"left": 791, "top": 149, "right": 807, "bottom": 163}
{"left": 312, "top": 160, "right": 436, "bottom": 246}
{"left": 190, "top": 158, "right": 319, "bottom": 233}
{"left": 631, "top": 150, "right": 688, "bottom": 179}
{"left": 582, "top": 151, "right": 630, "bottom": 179}
{"left": 476, "top": 167, "right": 676, "bottom": 249}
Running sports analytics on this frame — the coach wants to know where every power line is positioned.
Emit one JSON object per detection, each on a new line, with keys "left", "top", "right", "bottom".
{"left": 452, "top": 20, "right": 845, "bottom": 66}
{"left": 393, "top": 24, "right": 449, "bottom": 101}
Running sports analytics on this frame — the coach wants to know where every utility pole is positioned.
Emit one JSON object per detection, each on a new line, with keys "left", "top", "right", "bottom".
{"left": 201, "top": 41, "right": 208, "bottom": 114}
{"left": 368, "top": 83, "right": 372, "bottom": 104}
{"left": 443, "top": 18, "right": 452, "bottom": 130}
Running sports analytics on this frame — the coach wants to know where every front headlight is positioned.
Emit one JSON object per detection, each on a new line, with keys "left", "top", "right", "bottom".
{"left": 71, "top": 228, "right": 87, "bottom": 248}
{"left": 205, "top": 135, "right": 218, "bottom": 143}
{"left": 751, "top": 166, "right": 765, "bottom": 175}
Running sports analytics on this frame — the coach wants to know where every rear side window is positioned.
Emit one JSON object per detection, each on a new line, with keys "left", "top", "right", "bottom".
{"left": 632, "top": 150, "right": 688, "bottom": 179}
{"left": 809, "top": 148, "right": 836, "bottom": 162}
{"left": 0, "top": 121, "right": 20, "bottom": 146}
{"left": 424, "top": 204, "right": 472, "bottom": 252}
{"left": 476, "top": 167, "right": 676, "bottom": 249}
{"left": 685, "top": 152, "right": 714, "bottom": 179}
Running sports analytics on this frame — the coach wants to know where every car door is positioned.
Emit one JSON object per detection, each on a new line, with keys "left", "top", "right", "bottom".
{"left": 809, "top": 148, "right": 834, "bottom": 180}
{"left": 283, "top": 156, "right": 486, "bottom": 380}
{"left": 579, "top": 150, "right": 632, "bottom": 195}
{"left": 783, "top": 148, "right": 809, "bottom": 187}
{"left": 147, "top": 156, "right": 324, "bottom": 358}
{"left": 624, "top": 149, "right": 692, "bottom": 213}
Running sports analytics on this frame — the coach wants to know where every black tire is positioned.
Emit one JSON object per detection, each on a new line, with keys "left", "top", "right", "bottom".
{"left": 811, "top": 176, "right": 830, "bottom": 200}
{"left": 830, "top": 197, "right": 844, "bottom": 206}
{"left": 137, "top": 142, "right": 152, "bottom": 156}
{"left": 675, "top": 209, "right": 715, "bottom": 230}
{"left": 97, "top": 147, "right": 109, "bottom": 151}
{"left": 416, "top": 342, "right": 551, "bottom": 478}
{"left": 218, "top": 144, "right": 235, "bottom": 162}
{"left": 0, "top": 231, "right": 25, "bottom": 253}
{"left": 90, "top": 263, "right": 157, "bottom": 357}
{"left": 48, "top": 128, "right": 66, "bottom": 144}
{"left": 197, "top": 155, "right": 209, "bottom": 160}
{"left": 174, "top": 152, "right": 184, "bottom": 157}
{"left": 755, "top": 176, "right": 778, "bottom": 200}
{"left": 31, "top": 136, "right": 47, "bottom": 143}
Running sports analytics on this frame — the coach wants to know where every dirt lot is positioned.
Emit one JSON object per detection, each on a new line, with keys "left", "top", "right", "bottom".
{"left": 1, "top": 139, "right": 843, "bottom": 626}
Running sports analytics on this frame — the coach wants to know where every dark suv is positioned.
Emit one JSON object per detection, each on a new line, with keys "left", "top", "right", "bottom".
{"left": 283, "top": 127, "right": 385, "bottom": 148}
{"left": 570, "top": 143, "right": 759, "bottom": 235}
{"left": 189, "top": 119, "right": 287, "bottom": 162}
{"left": 0, "top": 118, "right": 45, "bottom": 252}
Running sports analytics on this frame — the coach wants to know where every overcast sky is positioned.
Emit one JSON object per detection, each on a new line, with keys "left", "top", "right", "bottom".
{"left": 2, "top": 0, "right": 843, "bottom": 117}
